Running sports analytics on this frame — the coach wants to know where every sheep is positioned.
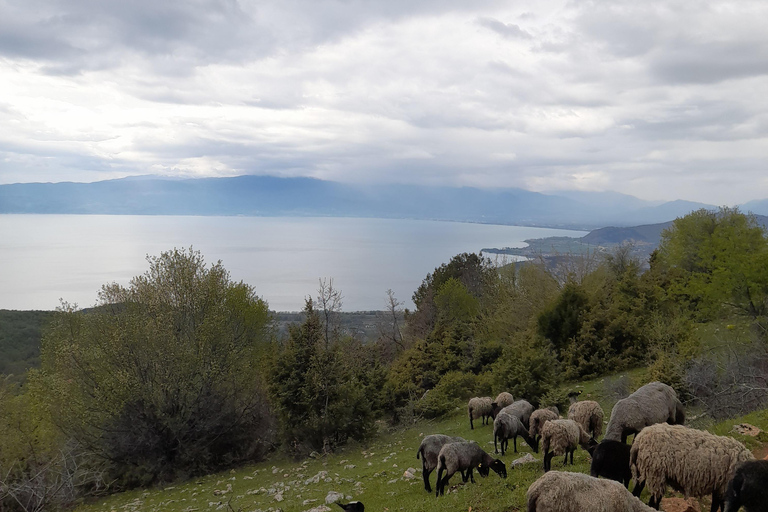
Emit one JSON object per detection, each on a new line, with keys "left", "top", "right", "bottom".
{"left": 541, "top": 418, "right": 596, "bottom": 472}
{"left": 590, "top": 439, "right": 633, "bottom": 488}
{"left": 435, "top": 441, "right": 507, "bottom": 497}
{"left": 630, "top": 423, "right": 755, "bottom": 511}
{"left": 497, "top": 399, "right": 535, "bottom": 430}
{"left": 568, "top": 399, "right": 604, "bottom": 440}
{"left": 527, "top": 470, "right": 656, "bottom": 512}
{"left": 491, "top": 391, "right": 515, "bottom": 417}
{"left": 529, "top": 407, "right": 560, "bottom": 453}
{"left": 605, "top": 381, "right": 685, "bottom": 443}
{"left": 336, "top": 502, "right": 364, "bottom": 512}
{"left": 416, "top": 434, "right": 467, "bottom": 493}
{"left": 468, "top": 396, "right": 493, "bottom": 429}
{"left": 494, "top": 411, "right": 536, "bottom": 455}
{"left": 725, "top": 460, "right": 768, "bottom": 512}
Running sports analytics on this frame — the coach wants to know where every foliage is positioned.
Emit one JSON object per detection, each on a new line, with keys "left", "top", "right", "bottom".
{"left": 37, "top": 248, "right": 275, "bottom": 487}
{"left": 268, "top": 298, "right": 376, "bottom": 455}
{"left": 0, "top": 310, "right": 55, "bottom": 384}
{"left": 492, "top": 332, "right": 561, "bottom": 407}
{"left": 415, "top": 371, "right": 493, "bottom": 419}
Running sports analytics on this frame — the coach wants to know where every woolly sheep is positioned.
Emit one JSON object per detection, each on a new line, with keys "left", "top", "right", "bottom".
{"left": 529, "top": 407, "right": 560, "bottom": 453}
{"left": 630, "top": 423, "right": 755, "bottom": 511}
{"left": 497, "top": 399, "right": 535, "bottom": 430}
{"left": 541, "top": 418, "right": 596, "bottom": 472}
{"left": 605, "top": 381, "right": 685, "bottom": 443}
{"left": 336, "top": 502, "right": 364, "bottom": 512}
{"left": 468, "top": 396, "right": 493, "bottom": 429}
{"left": 527, "top": 471, "right": 656, "bottom": 512}
{"left": 435, "top": 441, "right": 507, "bottom": 497}
{"left": 416, "top": 434, "right": 467, "bottom": 493}
{"left": 725, "top": 460, "right": 768, "bottom": 512}
{"left": 568, "top": 400, "right": 604, "bottom": 439}
{"left": 590, "top": 439, "right": 633, "bottom": 488}
{"left": 492, "top": 391, "right": 515, "bottom": 415}
{"left": 494, "top": 411, "right": 536, "bottom": 455}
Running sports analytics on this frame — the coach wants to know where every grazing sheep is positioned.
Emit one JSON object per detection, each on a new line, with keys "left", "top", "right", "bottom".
{"left": 336, "top": 502, "right": 364, "bottom": 512}
{"left": 468, "top": 396, "right": 494, "bottom": 429}
{"left": 590, "top": 439, "right": 633, "bottom": 488}
{"left": 498, "top": 399, "right": 535, "bottom": 430}
{"left": 435, "top": 441, "right": 507, "bottom": 497}
{"left": 568, "top": 399, "right": 604, "bottom": 439}
{"left": 527, "top": 471, "right": 656, "bottom": 512}
{"left": 725, "top": 460, "right": 768, "bottom": 512}
{"left": 529, "top": 407, "right": 560, "bottom": 453}
{"left": 491, "top": 391, "right": 515, "bottom": 417}
{"left": 605, "top": 381, "right": 685, "bottom": 443}
{"left": 541, "top": 419, "right": 596, "bottom": 472}
{"left": 630, "top": 423, "right": 755, "bottom": 511}
{"left": 416, "top": 434, "right": 467, "bottom": 493}
{"left": 494, "top": 411, "right": 537, "bottom": 455}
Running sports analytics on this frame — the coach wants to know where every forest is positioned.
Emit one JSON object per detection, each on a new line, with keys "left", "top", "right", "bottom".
{"left": 1, "top": 207, "right": 767, "bottom": 511}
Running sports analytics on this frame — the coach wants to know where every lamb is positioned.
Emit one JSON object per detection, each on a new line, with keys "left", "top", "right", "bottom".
{"left": 498, "top": 399, "right": 535, "bottom": 430}
{"left": 605, "top": 381, "right": 685, "bottom": 443}
{"left": 567, "top": 394, "right": 604, "bottom": 439}
{"left": 491, "top": 391, "right": 515, "bottom": 416}
{"left": 630, "top": 423, "right": 755, "bottom": 511}
{"left": 494, "top": 411, "right": 537, "bottom": 455}
{"left": 529, "top": 407, "right": 560, "bottom": 453}
{"left": 527, "top": 471, "right": 656, "bottom": 512}
{"left": 541, "top": 418, "right": 596, "bottom": 472}
{"left": 590, "top": 439, "right": 633, "bottom": 488}
{"left": 435, "top": 441, "right": 507, "bottom": 497}
{"left": 725, "top": 460, "right": 768, "bottom": 512}
{"left": 468, "top": 396, "right": 493, "bottom": 429}
{"left": 416, "top": 434, "right": 467, "bottom": 493}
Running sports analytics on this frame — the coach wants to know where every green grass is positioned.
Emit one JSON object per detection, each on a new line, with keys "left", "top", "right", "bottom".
{"left": 73, "top": 370, "right": 768, "bottom": 512}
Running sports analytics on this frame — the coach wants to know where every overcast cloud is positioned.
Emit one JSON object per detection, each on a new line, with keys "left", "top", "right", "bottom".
{"left": 1, "top": 0, "right": 767, "bottom": 204}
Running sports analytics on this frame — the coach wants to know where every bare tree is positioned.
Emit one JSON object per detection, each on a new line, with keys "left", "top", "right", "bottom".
{"left": 316, "top": 278, "right": 343, "bottom": 348}
{"left": 376, "top": 289, "right": 404, "bottom": 360}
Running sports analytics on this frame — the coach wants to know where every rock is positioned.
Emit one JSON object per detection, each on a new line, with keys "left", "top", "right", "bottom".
{"left": 733, "top": 423, "right": 763, "bottom": 437}
{"left": 510, "top": 453, "right": 537, "bottom": 467}
{"left": 309, "top": 451, "right": 321, "bottom": 459}
{"left": 344, "top": 464, "right": 356, "bottom": 470}
{"left": 325, "top": 491, "right": 344, "bottom": 504}
{"left": 274, "top": 492, "right": 284, "bottom": 502}
{"left": 403, "top": 470, "right": 415, "bottom": 480}
{"left": 660, "top": 497, "right": 701, "bottom": 512}
{"left": 305, "top": 471, "right": 329, "bottom": 485}
{"left": 387, "top": 479, "right": 399, "bottom": 484}
{"left": 302, "top": 499, "right": 317, "bottom": 506}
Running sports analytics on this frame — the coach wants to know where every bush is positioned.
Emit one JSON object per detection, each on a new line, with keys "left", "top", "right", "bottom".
{"left": 415, "top": 371, "right": 494, "bottom": 418}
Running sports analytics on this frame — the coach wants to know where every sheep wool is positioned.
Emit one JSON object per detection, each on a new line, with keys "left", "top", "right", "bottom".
{"left": 468, "top": 396, "right": 494, "bottom": 429}
{"left": 494, "top": 411, "right": 536, "bottom": 455}
{"left": 605, "top": 381, "right": 684, "bottom": 443}
{"left": 527, "top": 471, "right": 655, "bottom": 512}
{"left": 725, "top": 460, "right": 768, "bottom": 512}
{"left": 435, "top": 441, "right": 507, "bottom": 497}
{"left": 416, "top": 434, "right": 466, "bottom": 493}
{"left": 500, "top": 399, "right": 535, "bottom": 430}
{"left": 567, "top": 400, "right": 604, "bottom": 439}
{"left": 541, "top": 419, "right": 594, "bottom": 472}
{"left": 493, "top": 391, "right": 515, "bottom": 410}
{"left": 630, "top": 423, "right": 755, "bottom": 511}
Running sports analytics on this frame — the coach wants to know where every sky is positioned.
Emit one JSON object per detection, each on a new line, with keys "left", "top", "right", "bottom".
{"left": 1, "top": 0, "right": 767, "bottom": 205}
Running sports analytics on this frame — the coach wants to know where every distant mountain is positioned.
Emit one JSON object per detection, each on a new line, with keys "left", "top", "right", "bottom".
{"left": 0, "top": 175, "right": 735, "bottom": 229}
{"left": 742, "top": 199, "right": 768, "bottom": 217}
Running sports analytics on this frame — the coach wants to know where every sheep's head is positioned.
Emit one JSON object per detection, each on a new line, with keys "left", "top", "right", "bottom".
{"left": 489, "top": 459, "right": 507, "bottom": 478}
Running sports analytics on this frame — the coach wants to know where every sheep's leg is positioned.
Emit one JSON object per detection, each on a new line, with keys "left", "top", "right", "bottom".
{"left": 494, "top": 433, "right": 499, "bottom": 454}
{"left": 632, "top": 479, "right": 645, "bottom": 497}
{"left": 513, "top": 436, "right": 518, "bottom": 453}
{"left": 468, "top": 468, "right": 475, "bottom": 483}
{"left": 422, "top": 467, "right": 432, "bottom": 493}
{"left": 544, "top": 450, "right": 553, "bottom": 472}
{"left": 710, "top": 492, "right": 723, "bottom": 512}
{"left": 563, "top": 452, "right": 568, "bottom": 466}
{"left": 569, "top": 448, "right": 574, "bottom": 465}
{"left": 470, "top": 415, "right": 474, "bottom": 430}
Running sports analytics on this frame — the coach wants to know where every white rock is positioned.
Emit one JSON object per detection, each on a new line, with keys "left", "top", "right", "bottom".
{"left": 325, "top": 491, "right": 344, "bottom": 504}
{"left": 274, "top": 492, "right": 284, "bottom": 502}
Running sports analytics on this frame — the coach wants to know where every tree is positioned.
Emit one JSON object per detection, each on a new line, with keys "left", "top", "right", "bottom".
{"left": 37, "top": 248, "right": 275, "bottom": 486}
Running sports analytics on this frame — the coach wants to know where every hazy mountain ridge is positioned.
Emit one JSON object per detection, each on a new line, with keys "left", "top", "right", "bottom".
{"left": 2, "top": 175, "right": 764, "bottom": 229}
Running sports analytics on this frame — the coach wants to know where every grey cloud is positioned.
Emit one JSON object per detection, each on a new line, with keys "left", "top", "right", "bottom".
{"left": 477, "top": 17, "right": 533, "bottom": 40}
{"left": 649, "top": 40, "right": 768, "bottom": 84}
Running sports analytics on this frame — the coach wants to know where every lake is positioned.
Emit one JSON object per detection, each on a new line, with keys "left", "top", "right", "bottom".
{"left": 0, "top": 215, "right": 586, "bottom": 311}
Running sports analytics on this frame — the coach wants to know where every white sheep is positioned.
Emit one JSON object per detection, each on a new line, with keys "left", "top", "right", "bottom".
{"left": 416, "top": 434, "right": 466, "bottom": 493}
{"left": 494, "top": 411, "right": 536, "bottom": 455}
{"left": 568, "top": 399, "right": 604, "bottom": 439}
{"left": 605, "top": 381, "right": 685, "bottom": 443}
{"left": 630, "top": 423, "right": 755, "bottom": 511}
{"left": 435, "top": 441, "right": 507, "bottom": 497}
{"left": 492, "top": 391, "right": 515, "bottom": 413}
{"left": 527, "top": 471, "right": 656, "bottom": 512}
{"left": 468, "top": 396, "right": 493, "bottom": 429}
{"left": 529, "top": 407, "right": 560, "bottom": 453}
{"left": 541, "top": 419, "right": 596, "bottom": 472}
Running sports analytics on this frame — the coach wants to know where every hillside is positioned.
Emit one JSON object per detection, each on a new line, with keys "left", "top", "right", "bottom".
{"left": 0, "top": 175, "right": 734, "bottom": 229}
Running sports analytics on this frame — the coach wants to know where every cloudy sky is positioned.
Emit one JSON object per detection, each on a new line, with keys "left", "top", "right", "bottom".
{"left": 1, "top": 0, "right": 767, "bottom": 205}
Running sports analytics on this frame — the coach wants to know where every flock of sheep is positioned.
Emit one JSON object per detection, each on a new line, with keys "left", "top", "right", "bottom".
{"left": 416, "top": 382, "right": 767, "bottom": 512}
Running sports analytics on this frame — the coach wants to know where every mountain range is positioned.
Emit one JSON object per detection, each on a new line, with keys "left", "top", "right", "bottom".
{"left": 2, "top": 175, "right": 766, "bottom": 230}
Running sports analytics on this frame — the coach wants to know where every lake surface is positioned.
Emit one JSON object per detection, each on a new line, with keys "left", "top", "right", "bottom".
{"left": 0, "top": 215, "right": 586, "bottom": 311}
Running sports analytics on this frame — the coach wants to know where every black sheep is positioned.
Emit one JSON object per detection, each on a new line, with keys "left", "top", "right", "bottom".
{"left": 725, "top": 460, "right": 768, "bottom": 512}
{"left": 336, "top": 502, "right": 365, "bottom": 512}
{"left": 590, "top": 439, "right": 632, "bottom": 488}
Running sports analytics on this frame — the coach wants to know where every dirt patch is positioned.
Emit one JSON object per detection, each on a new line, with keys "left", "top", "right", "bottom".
{"left": 661, "top": 497, "right": 701, "bottom": 512}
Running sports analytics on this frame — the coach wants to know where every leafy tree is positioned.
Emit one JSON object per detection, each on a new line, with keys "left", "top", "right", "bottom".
{"left": 37, "top": 248, "right": 275, "bottom": 486}
{"left": 537, "top": 282, "right": 590, "bottom": 356}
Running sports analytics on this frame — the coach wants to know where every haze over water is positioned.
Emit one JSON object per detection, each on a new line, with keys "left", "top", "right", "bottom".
{"left": 1, "top": 215, "right": 586, "bottom": 312}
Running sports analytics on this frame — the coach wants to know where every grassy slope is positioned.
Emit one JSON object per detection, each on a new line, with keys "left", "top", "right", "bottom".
{"left": 74, "top": 367, "right": 768, "bottom": 512}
